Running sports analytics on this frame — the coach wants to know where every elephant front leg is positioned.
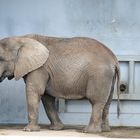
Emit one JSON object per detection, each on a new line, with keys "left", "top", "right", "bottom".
{"left": 23, "top": 69, "right": 48, "bottom": 131}
{"left": 24, "top": 91, "right": 41, "bottom": 131}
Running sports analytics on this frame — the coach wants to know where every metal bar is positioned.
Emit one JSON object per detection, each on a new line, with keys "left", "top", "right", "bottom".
{"left": 58, "top": 99, "right": 66, "bottom": 113}
{"left": 117, "top": 55, "right": 140, "bottom": 61}
{"left": 129, "top": 61, "right": 135, "bottom": 94}
{"left": 113, "top": 93, "right": 140, "bottom": 100}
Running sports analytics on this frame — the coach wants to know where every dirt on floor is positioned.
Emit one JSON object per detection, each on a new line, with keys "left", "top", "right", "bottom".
{"left": 0, "top": 125, "right": 140, "bottom": 138}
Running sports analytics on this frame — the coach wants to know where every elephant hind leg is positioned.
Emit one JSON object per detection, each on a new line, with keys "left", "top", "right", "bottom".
{"left": 41, "top": 92, "right": 64, "bottom": 130}
{"left": 83, "top": 102, "right": 105, "bottom": 133}
{"left": 84, "top": 74, "right": 113, "bottom": 133}
{"left": 102, "top": 74, "right": 116, "bottom": 132}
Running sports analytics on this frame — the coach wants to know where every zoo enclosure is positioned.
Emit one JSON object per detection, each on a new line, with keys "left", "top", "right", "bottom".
{"left": 0, "top": 0, "right": 140, "bottom": 126}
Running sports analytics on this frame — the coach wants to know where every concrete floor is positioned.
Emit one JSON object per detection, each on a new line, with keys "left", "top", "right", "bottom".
{"left": 0, "top": 125, "right": 140, "bottom": 138}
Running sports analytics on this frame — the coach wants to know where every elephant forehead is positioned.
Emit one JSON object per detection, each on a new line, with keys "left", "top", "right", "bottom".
{"left": 0, "top": 45, "right": 17, "bottom": 61}
{"left": 0, "top": 51, "right": 16, "bottom": 61}
{"left": 1, "top": 37, "right": 18, "bottom": 46}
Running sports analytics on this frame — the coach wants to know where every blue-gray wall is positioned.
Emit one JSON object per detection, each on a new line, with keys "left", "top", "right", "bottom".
{"left": 0, "top": 0, "right": 140, "bottom": 126}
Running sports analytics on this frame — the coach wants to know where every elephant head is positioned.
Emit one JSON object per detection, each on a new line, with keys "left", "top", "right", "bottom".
{"left": 0, "top": 37, "right": 49, "bottom": 82}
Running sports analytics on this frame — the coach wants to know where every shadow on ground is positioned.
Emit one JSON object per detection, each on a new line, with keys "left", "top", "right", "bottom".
{"left": 0, "top": 125, "right": 140, "bottom": 138}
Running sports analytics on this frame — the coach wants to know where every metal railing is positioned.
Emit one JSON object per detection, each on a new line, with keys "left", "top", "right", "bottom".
{"left": 113, "top": 55, "right": 140, "bottom": 100}
{"left": 58, "top": 55, "right": 140, "bottom": 112}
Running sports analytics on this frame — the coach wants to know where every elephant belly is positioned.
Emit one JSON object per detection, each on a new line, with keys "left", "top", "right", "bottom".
{"left": 46, "top": 74, "right": 88, "bottom": 99}
{"left": 46, "top": 86, "right": 86, "bottom": 99}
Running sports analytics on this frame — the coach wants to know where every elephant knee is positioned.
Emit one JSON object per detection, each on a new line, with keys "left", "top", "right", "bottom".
{"left": 26, "top": 82, "right": 45, "bottom": 96}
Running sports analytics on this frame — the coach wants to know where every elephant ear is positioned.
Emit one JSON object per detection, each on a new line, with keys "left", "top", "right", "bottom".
{"left": 14, "top": 38, "right": 49, "bottom": 80}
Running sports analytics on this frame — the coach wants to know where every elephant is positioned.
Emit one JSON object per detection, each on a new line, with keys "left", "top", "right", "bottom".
{"left": 0, "top": 34, "right": 120, "bottom": 133}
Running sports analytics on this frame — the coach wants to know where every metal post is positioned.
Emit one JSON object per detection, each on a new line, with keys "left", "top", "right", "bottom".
{"left": 129, "top": 61, "right": 135, "bottom": 94}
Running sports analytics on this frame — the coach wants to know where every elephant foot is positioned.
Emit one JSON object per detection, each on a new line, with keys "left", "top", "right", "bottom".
{"left": 83, "top": 125, "right": 102, "bottom": 133}
{"left": 23, "top": 124, "right": 40, "bottom": 132}
{"left": 49, "top": 123, "right": 64, "bottom": 130}
{"left": 102, "top": 125, "right": 111, "bottom": 132}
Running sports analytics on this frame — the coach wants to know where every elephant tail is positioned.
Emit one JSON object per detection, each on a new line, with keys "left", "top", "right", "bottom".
{"left": 115, "top": 63, "right": 121, "bottom": 118}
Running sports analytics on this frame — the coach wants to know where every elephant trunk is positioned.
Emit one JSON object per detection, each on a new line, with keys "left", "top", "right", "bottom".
{"left": 0, "top": 66, "right": 6, "bottom": 82}
{"left": 0, "top": 75, "right": 6, "bottom": 82}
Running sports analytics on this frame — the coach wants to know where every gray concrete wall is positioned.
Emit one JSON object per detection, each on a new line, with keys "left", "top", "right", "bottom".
{"left": 0, "top": 0, "right": 140, "bottom": 126}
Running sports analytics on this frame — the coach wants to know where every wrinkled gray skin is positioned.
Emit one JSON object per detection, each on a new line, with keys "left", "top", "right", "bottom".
{"left": 0, "top": 34, "right": 120, "bottom": 133}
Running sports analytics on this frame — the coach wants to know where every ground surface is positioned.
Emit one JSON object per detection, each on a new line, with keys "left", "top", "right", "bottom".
{"left": 0, "top": 125, "right": 140, "bottom": 138}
